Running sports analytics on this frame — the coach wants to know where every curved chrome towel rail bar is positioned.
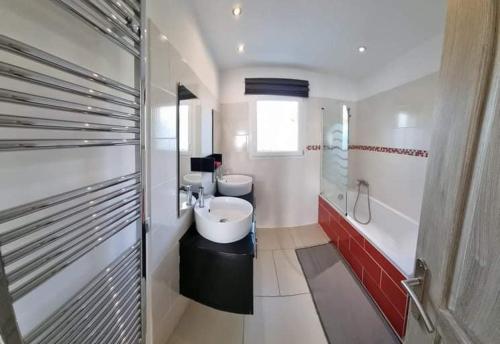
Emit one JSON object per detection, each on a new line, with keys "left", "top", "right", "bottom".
{"left": 0, "top": 35, "right": 139, "bottom": 96}
{"left": 0, "top": 62, "right": 139, "bottom": 109}
{"left": 0, "top": 89, "right": 139, "bottom": 121}
{"left": 24, "top": 243, "right": 141, "bottom": 343}
{"left": 0, "top": 114, "right": 140, "bottom": 133}
{"left": 0, "top": 172, "right": 140, "bottom": 224}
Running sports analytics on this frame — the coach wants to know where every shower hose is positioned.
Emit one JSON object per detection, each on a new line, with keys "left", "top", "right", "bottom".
{"left": 353, "top": 181, "right": 372, "bottom": 225}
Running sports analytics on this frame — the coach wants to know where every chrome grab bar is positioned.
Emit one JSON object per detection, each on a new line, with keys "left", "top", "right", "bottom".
{"left": 401, "top": 259, "right": 435, "bottom": 333}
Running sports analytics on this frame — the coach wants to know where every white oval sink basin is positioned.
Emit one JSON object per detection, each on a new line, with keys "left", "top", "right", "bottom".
{"left": 217, "top": 175, "right": 253, "bottom": 196}
{"left": 183, "top": 173, "right": 216, "bottom": 195}
{"left": 183, "top": 173, "right": 202, "bottom": 188}
{"left": 194, "top": 197, "right": 253, "bottom": 244}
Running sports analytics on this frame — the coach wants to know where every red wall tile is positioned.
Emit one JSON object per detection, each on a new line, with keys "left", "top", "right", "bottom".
{"left": 350, "top": 238, "right": 381, "bottom": 283}
{"left": 380, "top": 271, "right": 408, "bottom": 317}
{"left": 363, "top": 272, "right": 406, "bottom": 337}
{"left": 340, "top": 219, "right": 365, "bottom": 245}
{"left": 317, "top": 196, "right": 408, "bottom": 339}
{"left": 348, "top": 252, "right": 363, "bottom": 282}
{"left": 365, "top": 240, "right": 406, "bottom": 289}
{"left": 337, "top": 225, "right": 351, "bottom": 258}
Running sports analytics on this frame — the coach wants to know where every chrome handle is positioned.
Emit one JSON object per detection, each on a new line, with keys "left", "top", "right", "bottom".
{"left": 401, "top": 260, "right": 435, "bottom": 333}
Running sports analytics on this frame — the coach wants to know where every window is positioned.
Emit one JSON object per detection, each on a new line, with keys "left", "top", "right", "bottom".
{"left": 179, "top": 104, "right": 189, "bottom": 153}
{"left": 250, "top": 98, "right": 304, "bottom": 157}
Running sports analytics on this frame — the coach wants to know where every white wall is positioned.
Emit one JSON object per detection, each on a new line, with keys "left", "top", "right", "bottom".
{"left": 219, "top": 67, "right": 353, "bottom": 228}
{"left": 145, "top": 20, "right": 218, "bottom": 344}
{"left": 219, "top": 33, "right": 443, "bottom": 228}
{"left": 346, "top": 34, "right": 444, "bottom": 223}
{"left": 147, "top": 0, "right": 219, "bottom": 97}
{"left": 349, "top": 73, "right": 439, "bottom": 223}
{"left": 355, "top": 34, "right": 443, "bottom": 100}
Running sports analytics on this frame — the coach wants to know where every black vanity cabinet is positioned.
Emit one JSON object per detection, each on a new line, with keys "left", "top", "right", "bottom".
{"left": 179, "top": 224, "right": 255, "bottom": 314}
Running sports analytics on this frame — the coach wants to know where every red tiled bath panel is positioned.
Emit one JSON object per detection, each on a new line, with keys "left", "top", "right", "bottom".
{"left": 328, "top": 215, "right": 340, "bottom": 246}
{"left": 380, "top": 271, "right": 408, "bottom": 317}
{"left": 317, "top": 196, "right": 408, "bottom": 339}
{"left": 338, "top": 226, "right": 351, "bottom": 258}
{"left": 318, "top": 204, "right": 330, "bottom": 233}
{"left": 350, "top": 238, "right": 382, "bottom": 283}
{"left": 364, "top": 240, "right": 405, "bottom": 288}
{"left": 363, "top": 272, "right": 406, "bottom": 338}
{"left": 348, "top": 253, "right": 364, "bottom": 282}
{"left": 340, "top": 219, "right": 365, "bottom": 245}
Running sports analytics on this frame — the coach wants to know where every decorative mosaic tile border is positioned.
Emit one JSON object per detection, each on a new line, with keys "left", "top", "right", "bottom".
{"left": 349, "top": 145, "right": 429, "bottom": 158}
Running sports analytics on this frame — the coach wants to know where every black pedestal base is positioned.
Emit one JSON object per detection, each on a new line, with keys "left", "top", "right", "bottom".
{"left": 179, "top": 225, "right": 254, "bottom": 314}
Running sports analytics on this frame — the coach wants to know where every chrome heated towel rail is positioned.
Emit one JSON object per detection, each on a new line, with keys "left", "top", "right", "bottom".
{"left": 0, "top": 0, "right": 146, "bottom": 343}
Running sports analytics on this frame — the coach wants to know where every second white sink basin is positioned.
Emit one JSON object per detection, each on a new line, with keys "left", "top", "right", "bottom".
{"left": 182, "top": 173, "right": 216, "bottom": 195}
{"left": 194, "top": 197, "right": 253, "bottom": 244}
{"left": 217, "top": 174, "right": 253, "bottom": 196}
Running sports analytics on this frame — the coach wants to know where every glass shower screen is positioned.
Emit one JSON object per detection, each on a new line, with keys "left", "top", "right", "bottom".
{"left": 320, "top": 104, "right": 349, "bottom": 214}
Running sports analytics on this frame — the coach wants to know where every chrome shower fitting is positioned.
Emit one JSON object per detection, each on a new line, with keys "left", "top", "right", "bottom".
{"left": 353, "top": 179, "right": 372, "bottom": 225}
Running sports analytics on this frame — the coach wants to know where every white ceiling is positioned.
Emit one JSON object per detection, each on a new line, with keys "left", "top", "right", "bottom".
{"left": 186, "top": 0, "right": 446, "bottom": 79}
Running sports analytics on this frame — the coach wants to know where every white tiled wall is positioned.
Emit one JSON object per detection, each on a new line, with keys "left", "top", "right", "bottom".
{"left": 146, "top": 22, "right": 218, "bottom": 344}
{"left": 349, "top": 73, "right": 438, "bottom": 222}
{"left": 220, "top": 98, "right": 347, "bottom": 228}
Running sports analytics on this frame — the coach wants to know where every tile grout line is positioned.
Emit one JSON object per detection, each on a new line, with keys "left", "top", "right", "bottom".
{"left": 271, "top": 249, "right": 282, "bottom": 296}
{"left": 255, "top": 292, "right": 310, "bottom": 298}
{"left": 242, "top": 313, "right": 245, "bottom": 344}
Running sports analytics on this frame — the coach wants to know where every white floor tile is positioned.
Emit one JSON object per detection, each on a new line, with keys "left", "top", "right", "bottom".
{"left": 273, "top": 250, "right": 309, "bottom": 295}
{"left": 167, "top": 301, "right": 244, "bottom": 344}
{"left": 257, "top": 228, "right": 296, "bottom": 250}
{"left": 244, "top": 295, "right": 328, "bottom": 344}
{"left": 290, "top": 224, "right": 330, "bottom": 248}
{"left": 256, "top": 229, "right": 280, "bottom": 250}
{"left": 254, "top": 250, "right": 280, "bottom": 296}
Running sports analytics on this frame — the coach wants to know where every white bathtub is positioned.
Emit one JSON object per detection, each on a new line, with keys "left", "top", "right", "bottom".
{"left": 345, "top": 190, "right": 419, "bottom": 277}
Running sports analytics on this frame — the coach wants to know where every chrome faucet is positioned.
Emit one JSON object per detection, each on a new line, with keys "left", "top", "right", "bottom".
{"left": 198, "top": 186, "right": 205, "bottom": 208}
{"left": 217, "top": 165, "right": 224, "bottom": 180}
{"left": 180, "top": 184, "right": 193, "bottom": 206}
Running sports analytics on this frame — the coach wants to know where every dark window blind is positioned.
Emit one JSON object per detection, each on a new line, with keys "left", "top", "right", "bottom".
{"left": 245, "top": 78, "right": 309, "bottom": 98}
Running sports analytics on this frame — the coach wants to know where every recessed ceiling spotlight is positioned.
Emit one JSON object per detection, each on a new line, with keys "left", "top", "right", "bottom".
{"left": 232, "top": 6, "right": 242, "bottom": 17}
{"left": 358, "top": 46, "right": 367, "bottom": 53}
{"left": 237, "top": 43, "right": 245, "bottom": 54}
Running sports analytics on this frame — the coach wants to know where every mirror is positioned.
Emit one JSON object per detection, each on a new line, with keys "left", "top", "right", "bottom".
{"left": 177, "top": 84, "right": 215, "bottom": 216}
{"left": 177, "top": 84, "right": 201, "bottom": 216}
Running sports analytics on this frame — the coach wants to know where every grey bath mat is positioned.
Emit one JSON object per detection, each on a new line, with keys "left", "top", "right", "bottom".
{"left": 296, "top": 244, "right": 400, "bottom": 344}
